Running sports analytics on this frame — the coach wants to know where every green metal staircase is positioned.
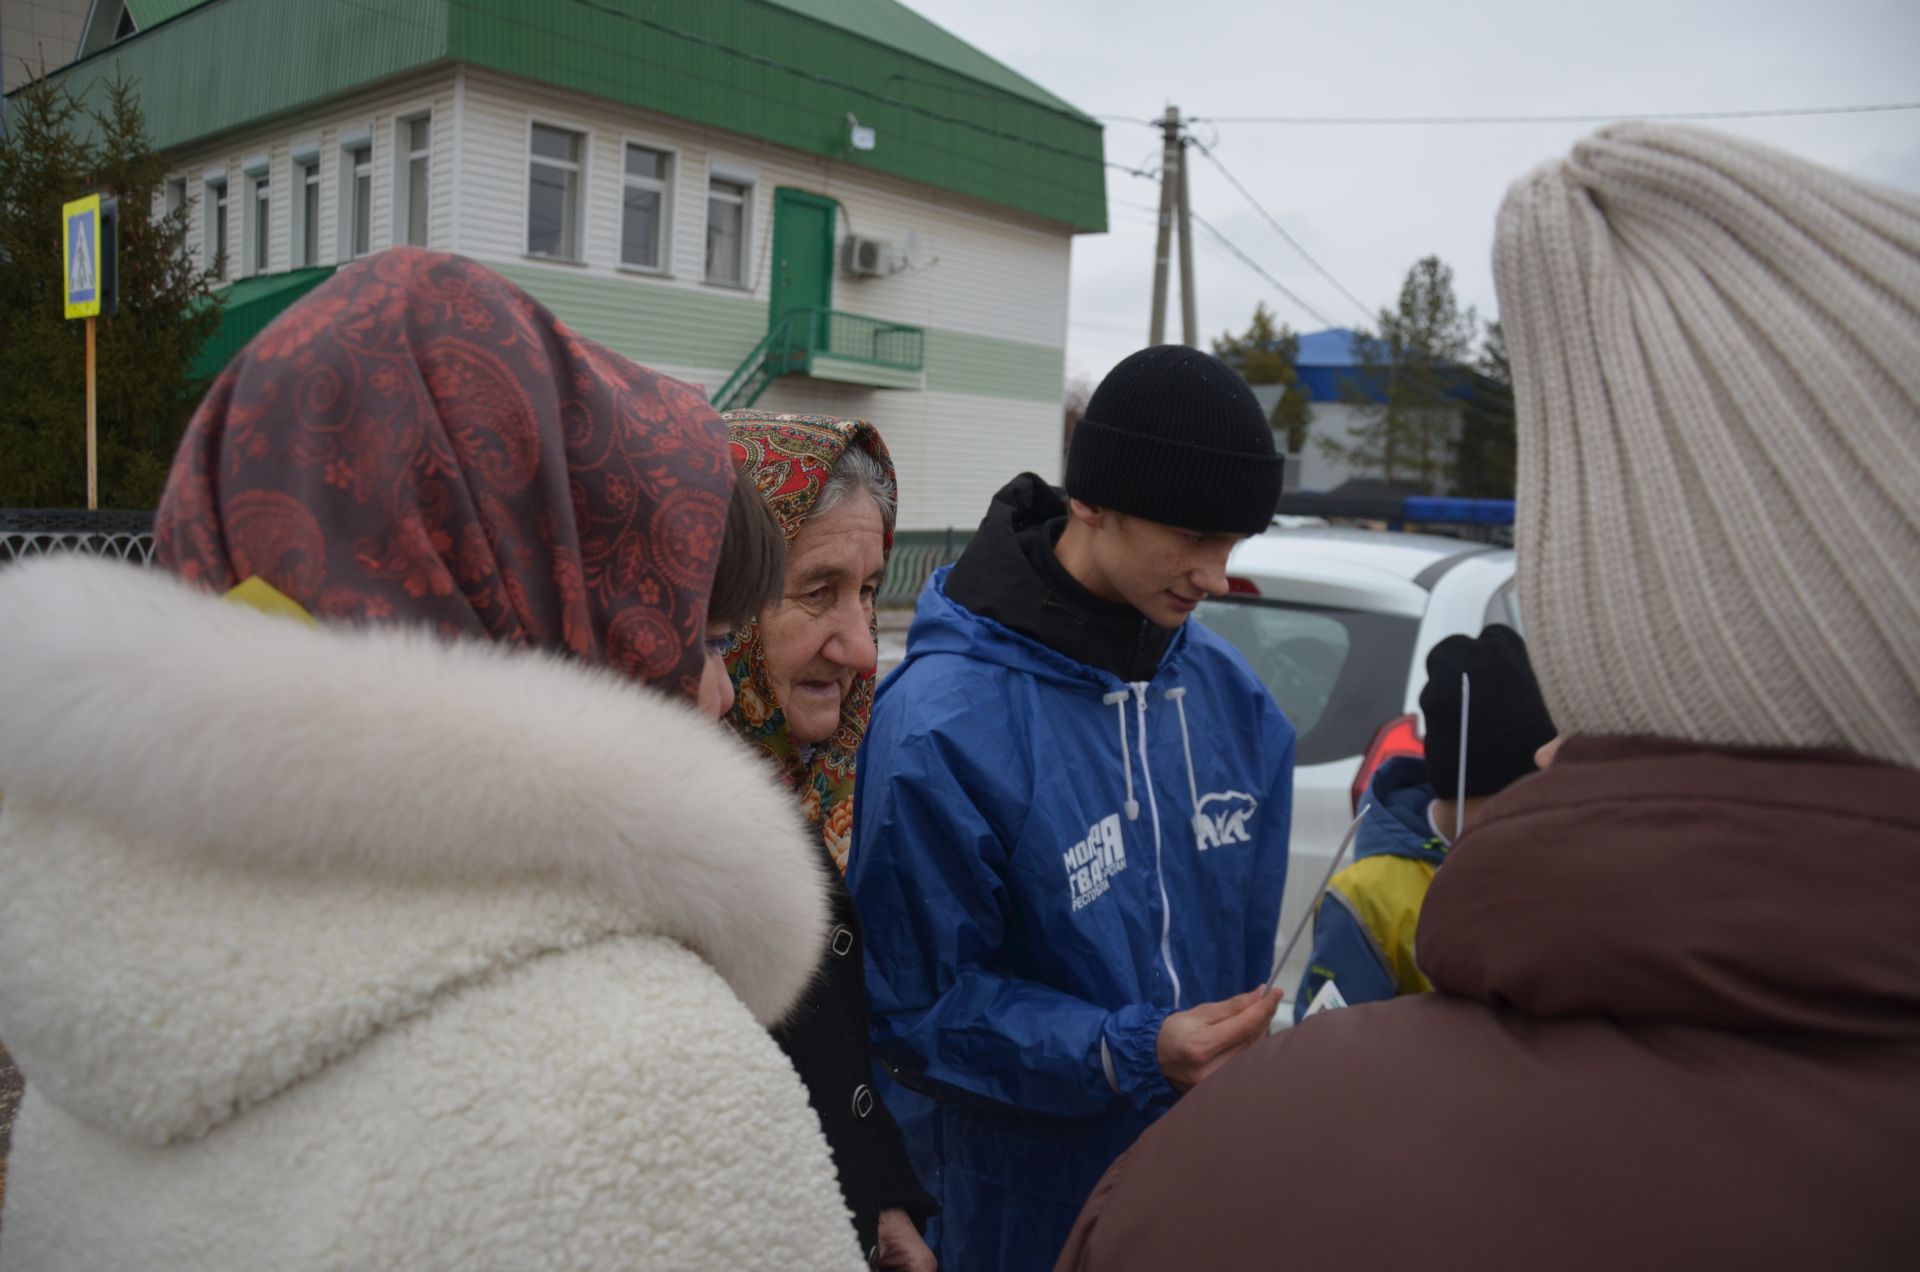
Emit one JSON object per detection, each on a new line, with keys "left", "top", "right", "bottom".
{"left": 712, "top": 307, "right": 925, "bottom": 412}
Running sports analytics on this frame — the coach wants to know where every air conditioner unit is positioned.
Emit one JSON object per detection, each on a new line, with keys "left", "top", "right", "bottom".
{"left": 840, "top": 234, "right": 891, "bottom": 278}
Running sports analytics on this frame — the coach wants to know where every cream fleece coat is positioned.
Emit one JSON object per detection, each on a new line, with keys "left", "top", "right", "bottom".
{"left": 0, "top": 556, "right": 863, "bottom": 1270}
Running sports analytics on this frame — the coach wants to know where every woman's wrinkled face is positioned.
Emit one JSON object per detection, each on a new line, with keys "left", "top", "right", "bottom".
{"left": 757, "top": 493, "right": 887, "bottom": 745}
{"left": 696, "top": 623, "right": 737, "bottom": 721}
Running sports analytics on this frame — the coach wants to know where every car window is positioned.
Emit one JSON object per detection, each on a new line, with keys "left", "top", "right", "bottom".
{"left": 1197, "top": 599, "right": 1420, "bottom": 765}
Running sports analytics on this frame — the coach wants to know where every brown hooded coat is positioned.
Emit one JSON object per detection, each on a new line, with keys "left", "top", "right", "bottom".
{"left": 1057, "top": 738, "right": 1920, "bottom": 1270}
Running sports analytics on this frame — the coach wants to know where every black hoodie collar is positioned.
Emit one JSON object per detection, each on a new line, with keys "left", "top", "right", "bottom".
{"left": 944, "top": 474, "right": 1175, "bottom": 684}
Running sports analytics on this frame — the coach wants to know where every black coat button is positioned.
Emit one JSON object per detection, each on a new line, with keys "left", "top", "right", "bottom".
{"left": 830, "top": 924, "right": 855, "bottom": 957}
{"left": 852, "top": 1083, "right": 874, "bottom": 1118}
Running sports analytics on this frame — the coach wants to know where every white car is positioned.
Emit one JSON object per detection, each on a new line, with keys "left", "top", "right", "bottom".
{"left": 1197, "top": 527, "right": 1520, "bottom": 1008}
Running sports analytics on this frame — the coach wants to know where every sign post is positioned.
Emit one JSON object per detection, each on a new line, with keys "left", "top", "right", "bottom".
{"left": 62, "top": 194, "right": 117, "bottom": 510}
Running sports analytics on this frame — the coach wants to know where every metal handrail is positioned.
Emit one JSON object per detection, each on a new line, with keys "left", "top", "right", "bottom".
{"left": 711, "top": 309, "right": 808, "bottom": 411}
{"left": 712, "top": 307, "right": 926, "bottom": 411}
{"left": 805, "top": 308, "right": 924, "bottom": 371}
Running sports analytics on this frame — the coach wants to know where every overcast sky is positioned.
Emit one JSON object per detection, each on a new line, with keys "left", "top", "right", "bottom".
{"left": 906, "top": 0, "right": 1920, "bottom": 387}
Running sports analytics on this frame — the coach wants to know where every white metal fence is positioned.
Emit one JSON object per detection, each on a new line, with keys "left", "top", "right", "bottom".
{"left": 0, "top": 511, "right": 158, "bottom": 567}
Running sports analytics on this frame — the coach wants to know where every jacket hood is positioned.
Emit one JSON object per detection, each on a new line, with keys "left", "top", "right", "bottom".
{"left": 1354, "top": 756, "right": 1447, "bottom": 865}
{"left": 940, "top": 473, "right": 1177, "bottom": 684}
{"left": 0, "top": 556, "right": 830, "bottom": 1145}
{"left": 1420, "top": 736, "right": 1920, "bottom": 1039}
{"left": 902, "top": 565, "right": 1194, "bottom": 695}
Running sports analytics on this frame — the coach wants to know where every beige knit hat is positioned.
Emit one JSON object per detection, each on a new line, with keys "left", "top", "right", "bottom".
{"left": 1493, "top": 123, "right": 1920, "bottom": 769}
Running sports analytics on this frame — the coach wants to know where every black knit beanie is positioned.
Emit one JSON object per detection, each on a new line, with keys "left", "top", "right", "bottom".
{"left": 1420, "top": 624, "right": 1556, "bottom": 801}
{"left": 1066, "top": 346, "right": 1285, "bottom": 535}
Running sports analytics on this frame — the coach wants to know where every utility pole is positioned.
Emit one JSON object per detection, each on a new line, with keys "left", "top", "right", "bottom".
{"left": 1175, "top": 124, "right": 1198, "bottom": 346}
{"left": 1148, "top": 105, "right": 1180, "bottom": 345}
{"left": 1148, "top": 105, "right": 1198, "bottom": 347}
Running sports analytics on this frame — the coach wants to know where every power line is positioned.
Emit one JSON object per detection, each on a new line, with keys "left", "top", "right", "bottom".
{"left": 1186, "top": 137, "right": 1374, "bottom": 323}
{"left": 1119, "top": 185, "right": 1336, "bottom": 329}
{"left": 1187, "top": 212, "right": 1337, "bottom": 329}
{"left": 1190, "top": 101, "right": 1920, "bottom": 125}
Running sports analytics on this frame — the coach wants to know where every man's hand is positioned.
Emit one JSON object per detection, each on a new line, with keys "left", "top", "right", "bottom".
{"left": 1155, "top": 987, "right": 1282, "bottom": 1093}
{"left": 873, "top": 1208, "right": 936, "bottom": 1272}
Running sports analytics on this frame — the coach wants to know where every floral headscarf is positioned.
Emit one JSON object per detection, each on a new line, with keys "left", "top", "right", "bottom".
{"left": 721, "top": 413, "right": 897, "bottom": 872}
{"left": 155, "top": 248, "right": 734, "bottom": 699}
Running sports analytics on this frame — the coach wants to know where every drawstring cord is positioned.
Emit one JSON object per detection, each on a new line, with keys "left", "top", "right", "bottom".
{"left": 1103, "top": 690, "right": 1140, "bottom": 820}
{"left": 1132, "top": 683, "right": 1182, "bottom": 1009}
{"left": 1165, "top": 687, "right": 1205, "bottom": 844}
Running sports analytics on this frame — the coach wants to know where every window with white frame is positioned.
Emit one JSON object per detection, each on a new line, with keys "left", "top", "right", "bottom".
{"left": 705, "top": 175, "right": 750, "bottom": 285}
{"left": 295, "top": 159, "right": 321, "bottom": 267}
{"left": 206, "top": 177, "right": 229, "bottom": 276}
{"left": 620, "top": 143, "right": 671, "bottom": 271}
{"left": 397, "top": 114, "right": 432, "bottom": 247}
{"left": 527, "top": 123, "right": 584, "bottom": 259}
{"left": 339, "top": 141, "right": 373, "bottom": 260}
{"left": 249, "top": 173, "right": 271, "bottom": 275}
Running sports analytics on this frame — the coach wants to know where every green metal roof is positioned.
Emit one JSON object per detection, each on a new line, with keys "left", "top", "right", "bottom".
{"left": 760, "top": 0, "right": 1090, "bottom": 121}
{"left": 190, "top": 264, "right": 337, "bottom": 383}
{"left": 43, "top": 0, "right": 1106, "bottom": 230}
{"left": 128, "top": 0, "right": 217, "bottom": 26}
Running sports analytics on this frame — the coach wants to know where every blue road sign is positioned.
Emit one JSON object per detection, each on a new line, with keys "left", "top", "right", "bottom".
{"left": 64, "top": 195, "right": 102, "bottom": 319}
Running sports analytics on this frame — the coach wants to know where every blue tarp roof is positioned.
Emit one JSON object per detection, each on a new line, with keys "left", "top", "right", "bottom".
{"left": 1289, "top": 327, "right": 1481, "bottom": 405}
{"left": 1295, "top": 327, "right": 1363, "bottom": 368}
{"left": 1295, "top": 328, "right": 1365, "bottom": 402}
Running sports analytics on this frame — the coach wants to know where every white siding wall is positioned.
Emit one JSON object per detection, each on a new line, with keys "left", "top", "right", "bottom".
{"left": 456, "top": 70, "right": 1071, "bottom": 349}
{"left": 164, "top": 70, "right": 458, "bottom": 277}
{"left": 1285, "top": 400, "right": 1465, "bottom": 494}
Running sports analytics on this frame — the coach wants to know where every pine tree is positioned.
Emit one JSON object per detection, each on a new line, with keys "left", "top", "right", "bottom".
{"left": 1453, "top": 320, "right": 1517, "bottom": 498}
{"left": 1320, "top": 256, "right": 1476, "bottom": 492}
{"left": 0, "top": 67, "right": 219, "bottom": 508}
{"left": 1211, "top": 302, "right": 1312, "bottom": 452}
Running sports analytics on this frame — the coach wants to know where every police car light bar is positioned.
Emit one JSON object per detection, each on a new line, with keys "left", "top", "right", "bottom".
{"left": 1273, "top": 493, "right": 1515, "bottom": 526}
{"left": 1400, "top": 497, "right": 1515, "bottom": 525}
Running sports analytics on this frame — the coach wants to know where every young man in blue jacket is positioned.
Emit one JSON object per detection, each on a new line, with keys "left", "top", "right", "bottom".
{"left": 848, "top": 346, "right": 1296, "bottom": 1271}
{"left": 1294, "top": 625, "right": 1554, "bottom": 1021}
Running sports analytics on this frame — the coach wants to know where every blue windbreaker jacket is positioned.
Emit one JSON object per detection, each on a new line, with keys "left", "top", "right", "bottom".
{"left": 850, "top": 566, "right": 1295, "bottom": 1271}
{"left": 1293, "top": 756, "right": 1448, "bottom": 1022}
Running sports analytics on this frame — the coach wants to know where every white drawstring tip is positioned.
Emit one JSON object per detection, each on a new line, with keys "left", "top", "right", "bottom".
{"left": 1456, "top": 672, "right": 1471, "bottom": 844}
{"left": 1125, "top": 800, "right": 1141, "bottom": 821}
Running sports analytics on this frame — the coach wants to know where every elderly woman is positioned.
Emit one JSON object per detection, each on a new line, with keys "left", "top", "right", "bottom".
{"left": 721, "top": 413, "right": 937, "bottom": 1272}
{"left": 0, "top": 250, "right": 868, "bottom": 1270}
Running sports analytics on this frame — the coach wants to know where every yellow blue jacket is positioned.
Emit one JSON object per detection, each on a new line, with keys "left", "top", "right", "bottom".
{"left": 1294, "top": 757, "right": 1448, "bottom": 1022}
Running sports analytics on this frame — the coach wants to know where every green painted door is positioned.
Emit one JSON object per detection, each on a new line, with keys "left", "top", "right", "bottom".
{"left": 768, "top": 188, "right": 836, "bottom": 348}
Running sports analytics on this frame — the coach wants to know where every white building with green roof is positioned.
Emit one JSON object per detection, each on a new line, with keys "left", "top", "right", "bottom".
{"left": 19, "top": 0, "right": 1108, "bottom": 528}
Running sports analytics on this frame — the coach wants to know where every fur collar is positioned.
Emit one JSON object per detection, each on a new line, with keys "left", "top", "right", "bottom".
{"left": 0, "top": 556, "right": 828, "bottom": 1142}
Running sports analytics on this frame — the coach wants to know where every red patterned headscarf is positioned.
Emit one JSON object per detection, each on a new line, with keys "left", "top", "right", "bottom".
{"left": 155, "top": 248, "right": 734, "bottom": 699}
{"left": 721, "top": 414, "right": 896, "bottom": 873}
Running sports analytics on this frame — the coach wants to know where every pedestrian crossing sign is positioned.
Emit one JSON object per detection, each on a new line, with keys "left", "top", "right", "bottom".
{"left": 64, "top": 195, "right": 103, "bottom": 319}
